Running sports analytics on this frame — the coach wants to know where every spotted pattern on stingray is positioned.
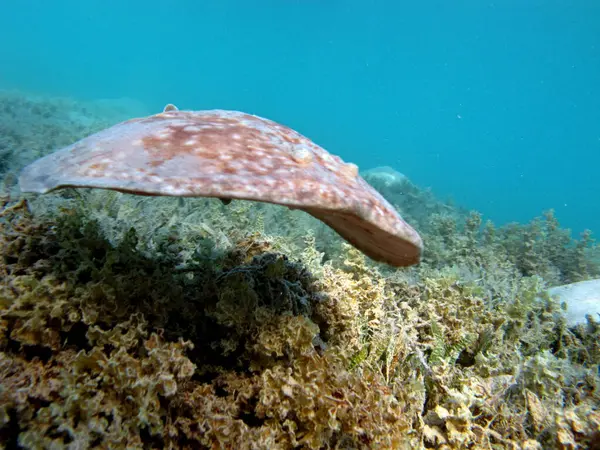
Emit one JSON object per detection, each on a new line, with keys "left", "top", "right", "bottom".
{"left": 19, "top": 105, "right": 423, "bottom": 266}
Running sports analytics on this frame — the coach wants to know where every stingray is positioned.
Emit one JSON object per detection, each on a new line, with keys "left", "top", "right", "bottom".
{"left": 19, "top": 104, "right": 423, "bottom": 267}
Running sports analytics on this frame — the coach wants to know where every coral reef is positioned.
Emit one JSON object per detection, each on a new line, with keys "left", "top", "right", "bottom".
{"left": 0, "top": 92, "right": 599, "bottom": 449}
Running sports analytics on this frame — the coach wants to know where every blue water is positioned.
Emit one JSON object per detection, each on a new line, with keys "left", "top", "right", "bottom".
{"left": 1, "top": 0, "right": 599, "bottom": 235}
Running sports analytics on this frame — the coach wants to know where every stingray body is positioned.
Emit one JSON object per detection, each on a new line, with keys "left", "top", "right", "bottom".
{"left": 19, "top": 105, "right": 423, "bottom": 267}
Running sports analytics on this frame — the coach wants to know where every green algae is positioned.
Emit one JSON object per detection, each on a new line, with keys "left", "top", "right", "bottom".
{"left": 0, "top": 193, "right": 598, "bottom": 449}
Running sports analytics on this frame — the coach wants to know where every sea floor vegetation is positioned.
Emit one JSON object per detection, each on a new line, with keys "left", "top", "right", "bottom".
{"left": 0, "top": 91, "right": 599, "bottom": 449}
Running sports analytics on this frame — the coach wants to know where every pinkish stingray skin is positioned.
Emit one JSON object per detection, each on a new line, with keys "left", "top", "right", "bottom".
{"left": 19, "top": 105, "right": 423, "bottom": 266}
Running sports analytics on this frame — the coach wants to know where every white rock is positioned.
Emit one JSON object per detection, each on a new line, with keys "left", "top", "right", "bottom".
{"left": 362, "top": 166, "right": 407, "bottom": 187}
{"left": 548, "top": 278, "right": 600, "bottom": 326}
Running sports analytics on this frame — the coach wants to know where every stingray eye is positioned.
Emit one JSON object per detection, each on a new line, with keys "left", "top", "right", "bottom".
{"left": 163, "top": 103, "right": 178, "bottom": 112}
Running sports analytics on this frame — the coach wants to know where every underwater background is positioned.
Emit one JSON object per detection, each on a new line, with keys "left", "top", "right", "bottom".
{"left": 1, "top": 0, "right": 599, "bottom": 235}
{"left": 1, "top": 1, "right": 600, "bottom": 449}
